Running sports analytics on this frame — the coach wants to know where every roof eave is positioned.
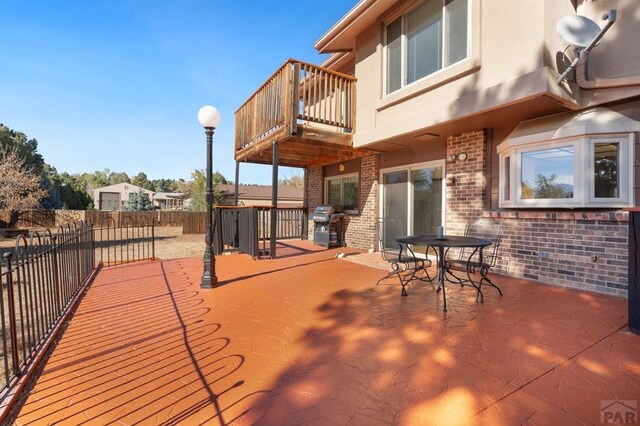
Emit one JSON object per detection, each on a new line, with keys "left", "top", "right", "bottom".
{"left": 314, "top": 0, "right": 396, "bottom": 53}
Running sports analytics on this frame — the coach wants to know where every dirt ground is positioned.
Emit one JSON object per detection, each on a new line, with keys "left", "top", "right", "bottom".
{"left": 0, "top": 226, "right": 205, "bottom": 260}
{"left": 151, "top": 226, "right": 204, "bottom": 260}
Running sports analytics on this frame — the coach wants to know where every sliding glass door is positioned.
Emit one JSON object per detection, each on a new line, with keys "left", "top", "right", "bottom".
{"left": 380, "top": 161, "right": 445, "bottom": 247}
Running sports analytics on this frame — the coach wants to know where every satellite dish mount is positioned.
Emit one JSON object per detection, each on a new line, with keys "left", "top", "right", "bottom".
{"left": 555, "top": 9, "right": 617, "bottom": 84}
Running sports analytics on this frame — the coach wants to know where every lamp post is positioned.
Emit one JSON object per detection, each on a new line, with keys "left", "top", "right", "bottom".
{"left": 198, "top": 105, "right": 221, "bottom": 289}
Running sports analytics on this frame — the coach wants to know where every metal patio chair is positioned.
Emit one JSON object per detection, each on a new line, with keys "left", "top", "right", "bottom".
{"left": 445, "top": 218, "right": 503, "bottom": 302}
{"left": 375, "top": 217, "right": 433, "bottom": 296}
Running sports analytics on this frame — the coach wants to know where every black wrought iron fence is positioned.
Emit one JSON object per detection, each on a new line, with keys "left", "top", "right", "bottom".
{"left": 94, "top": 216, "right": 155, "bottom": 266}
{"left": 0, "top": 217, "right": 156, "bottom": 400}
{"left": 0, "top": 221, "right": 95, "bottom": 395}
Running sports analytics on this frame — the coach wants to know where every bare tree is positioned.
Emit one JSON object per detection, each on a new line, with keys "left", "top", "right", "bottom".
{"left": 0, "top": 148, "right": 47, "bottom": 228}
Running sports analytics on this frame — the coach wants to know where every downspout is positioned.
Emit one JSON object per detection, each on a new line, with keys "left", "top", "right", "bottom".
{"left": 577, "top": 51, "right": 640, "bottom": 89}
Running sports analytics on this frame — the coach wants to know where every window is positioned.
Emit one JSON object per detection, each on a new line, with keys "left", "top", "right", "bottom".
{"left": 325, "top": 174, "right": 359, "bottom": 214}
{"left": 385, "top": 0, "right": 469, "bottom": 94}
{"left": 593, "top": 142, "right": 619, "bottom": 199}
{"left": 520, "top": 146, "right": 574, "bottom": 200}
{"left": 499, "top": 136, "right": 632, "bottom": 208}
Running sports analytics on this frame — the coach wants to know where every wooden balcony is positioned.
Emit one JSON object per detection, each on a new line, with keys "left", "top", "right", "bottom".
{"left": 235, "top": 60, "right": 370, "bottom": 168}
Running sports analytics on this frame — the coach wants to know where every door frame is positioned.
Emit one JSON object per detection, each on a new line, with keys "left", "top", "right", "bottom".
{"left": 378, "top": 159, "right": 446, "bottom": 253}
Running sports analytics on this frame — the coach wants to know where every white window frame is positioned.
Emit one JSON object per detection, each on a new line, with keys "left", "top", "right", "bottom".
{"left": 588, "top": 136, "right": 632, "bottom": 205}
{"left": 324, "top": 172, "right": 359, "bottom": 214}
{"left": 515, "top": 139, "right": 580, "bottom": 208}
{"left": 383, "top": 0, "right": 471, "bottom": 96}
{"left": 499, "top": 134, "right": 633, "bottom": 208}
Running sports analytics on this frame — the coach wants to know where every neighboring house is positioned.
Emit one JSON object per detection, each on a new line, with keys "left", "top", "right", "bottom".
{"left": 92, "top": 183, "right": 155, "bottom": 211}
{"left": 153, "top": 192, "right": 189, "bottom": 211}
{"left": 233, "top": 0, "right": 639, "bottom": 296}
{"left": 218, "top": 184, "right": 303, "bottom": 207}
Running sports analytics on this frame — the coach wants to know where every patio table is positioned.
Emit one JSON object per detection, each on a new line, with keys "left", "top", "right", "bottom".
{"left": 396, "top": 235, "right": 491, "bottom": 312}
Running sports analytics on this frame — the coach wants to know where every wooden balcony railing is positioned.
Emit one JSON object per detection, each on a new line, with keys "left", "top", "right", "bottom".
{"left": 235, "top": 59, "right": 356, "bottom": 152}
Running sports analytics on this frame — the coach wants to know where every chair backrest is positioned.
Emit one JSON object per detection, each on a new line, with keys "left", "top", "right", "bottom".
{"left": 376, "top": 217, "right": 406, "bottom": 262}
{"left": 458, "top": 218, "right": 502, "bottom": 267}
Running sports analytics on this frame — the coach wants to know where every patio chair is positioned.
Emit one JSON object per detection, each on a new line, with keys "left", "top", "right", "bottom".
{"left": 375, "top": 217, "right": 433, "bottom": 296}
{"left": 445, "top": 218, "right": 503, "bottom": 302}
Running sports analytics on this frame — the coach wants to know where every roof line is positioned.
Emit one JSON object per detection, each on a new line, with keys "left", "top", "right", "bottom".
{"left": 314, "top": 0, "right": 377, "bottom": 52}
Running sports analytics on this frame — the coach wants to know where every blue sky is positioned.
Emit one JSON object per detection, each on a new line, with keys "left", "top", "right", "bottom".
{"left": 0, "top": 1, "right": 353, "bottom": 184}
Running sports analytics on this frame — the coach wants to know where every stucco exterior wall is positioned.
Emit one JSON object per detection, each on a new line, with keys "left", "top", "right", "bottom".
{"left": 349, "top": 0, "right": 640, "bottom": 149}
{"left": 352, "top": 0, "right": 576, "bottom": 149}
{"left": 299, "top": 0, "right": 640, "bottom": 296}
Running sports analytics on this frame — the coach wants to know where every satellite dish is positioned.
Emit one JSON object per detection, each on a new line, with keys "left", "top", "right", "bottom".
{"left": 555, "top": 10, "right": 617, "bottom": 84}
{"left": 556, "top": 15, "right": 602, "bottom": 49}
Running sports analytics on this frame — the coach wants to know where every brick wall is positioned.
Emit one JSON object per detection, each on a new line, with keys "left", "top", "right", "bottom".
{"left": 343, "top": 155, "right": 379, "bottom": 250}
{"left": 306, "top": 166, "right": 323, "bottom": 209}
{"left": 304, "top": 156, "right": 379, "bottom": 250}
{"left": 306, "top": 166, "right": 323, "bottom": 240}
{"left": 303, "top": 129, "right": 630, "bottom": 296}
{"left": 445, "top": 130, "right": 486, "bottom": 235}
{"left": 443, "top": 129, "right": 628, "bottom": 297}
{"left": 485, "top": 211, "right": 628, "bottom": 297}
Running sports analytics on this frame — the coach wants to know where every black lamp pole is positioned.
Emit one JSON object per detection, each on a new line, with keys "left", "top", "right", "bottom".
{"left": 201, "top": 126, "right": 218, "bottom": 289}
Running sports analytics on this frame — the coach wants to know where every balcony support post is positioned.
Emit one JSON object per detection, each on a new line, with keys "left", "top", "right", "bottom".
{"left": 270, "top": 141, "right": 279, "bottom": 259}
{"left": 234, "top": 161, "right": 240, "bottom": 206}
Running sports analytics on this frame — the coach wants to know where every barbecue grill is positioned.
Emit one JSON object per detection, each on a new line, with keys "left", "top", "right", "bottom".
{"left": 312, "top": 205, "right": 345, "bottom": 248}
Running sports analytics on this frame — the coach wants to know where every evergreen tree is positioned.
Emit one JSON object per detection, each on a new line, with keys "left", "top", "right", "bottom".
{"left": 124, "top": 190, "right": 155, "bottom": 211}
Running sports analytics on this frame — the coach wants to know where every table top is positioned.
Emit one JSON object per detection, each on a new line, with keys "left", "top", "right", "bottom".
{"left": 396, "top": 234, "right": 491, "bottom": 248}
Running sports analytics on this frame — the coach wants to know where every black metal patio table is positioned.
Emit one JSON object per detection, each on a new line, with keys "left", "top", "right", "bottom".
{"left": 396, "top": 235, "right": 491, "bottom": 312}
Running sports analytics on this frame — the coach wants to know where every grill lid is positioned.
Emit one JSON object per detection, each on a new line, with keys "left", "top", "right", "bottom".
{"left": 312, "top": 205, "right": 335, "bottom": 215}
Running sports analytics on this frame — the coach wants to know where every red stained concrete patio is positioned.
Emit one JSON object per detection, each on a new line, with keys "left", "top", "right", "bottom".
{"left": 13, "top": 240, "right": 640, "bottom": 425}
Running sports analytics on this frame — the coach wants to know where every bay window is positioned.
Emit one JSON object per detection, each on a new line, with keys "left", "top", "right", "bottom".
{"left": 385, "top": 0, "right": 469, "bottom": 95}
{"left": 499, "top": 135, "right": 633, "bottom": 208}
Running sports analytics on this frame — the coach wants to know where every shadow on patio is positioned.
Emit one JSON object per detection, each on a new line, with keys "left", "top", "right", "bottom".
{"left": 11, "top": 241, "right": 640, "bottom": 425}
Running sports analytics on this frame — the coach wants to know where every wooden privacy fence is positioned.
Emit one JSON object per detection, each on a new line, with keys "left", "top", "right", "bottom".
{"left": 182, "top": 212, "right": 207, "bottom": 234}
{"left": 84, "top": 211, "right": 157, "bottom": 227}
{"left": 157, "top": 211, "right": 189, "bottom": 227}
{"left": 0, "top": 210, "right": 205, "bottom": 231}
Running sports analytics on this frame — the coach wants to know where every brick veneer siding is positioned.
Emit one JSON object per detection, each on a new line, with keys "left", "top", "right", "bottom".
{"left": 485, "top": 211, "right": 628, "bottom": 297}
{"left": 343, "top": 155, "right": 379, "bottom": 250}
{"left": 304, "top": 156, "right": 379, "bottom": 250}
{"left": 445, "top": 131, "right": 486, "bottom": 235}
{"left": 444, "top": 129, "right": 629, "bottom": 297}
{"left": 306, "top": 166, "right": 323, "bottom": 241}
{"left": 303, "top": 129, "right": 630, "bottom": 296}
